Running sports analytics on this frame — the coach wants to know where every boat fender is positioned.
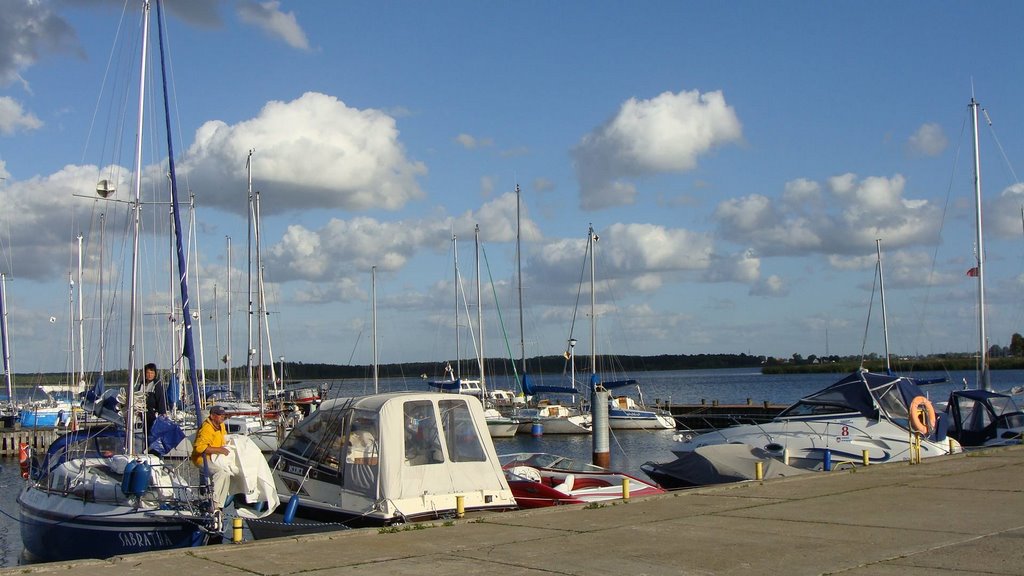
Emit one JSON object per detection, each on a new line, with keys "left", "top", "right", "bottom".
{"left": 18, "top": 443, "right": 30, "bottom": 479}
{"left": 121, "top": 460, "right": 139, "bottom": 495}
{"left": 130, "top": 461, "right": 152, "bottom": 495}
{"left": 283, "top": 494, "right": 300, "bottom": 524}
{"left": 908, "top": 396, "right": 936, "bottom": 435}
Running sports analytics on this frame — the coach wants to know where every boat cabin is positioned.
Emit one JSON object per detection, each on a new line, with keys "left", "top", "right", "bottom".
{"left": 266, "top": 392, "right": 516, "bottom": 529}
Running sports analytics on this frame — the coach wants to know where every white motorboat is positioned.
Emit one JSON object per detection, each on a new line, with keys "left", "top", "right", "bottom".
{"left": 247, "top": 392, "right": 517, "bottom": 538}
{"left": 668, "top": 369, "right": 961, "bottom": 471}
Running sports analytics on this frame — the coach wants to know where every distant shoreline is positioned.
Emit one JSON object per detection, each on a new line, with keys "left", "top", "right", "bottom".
{"left": 8, "top": 353, "right": 1019, "bottom": 390}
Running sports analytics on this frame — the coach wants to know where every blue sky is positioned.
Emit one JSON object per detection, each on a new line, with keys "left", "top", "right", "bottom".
{"left": 2, "top": 1, "right": 1024, "bottom": 377}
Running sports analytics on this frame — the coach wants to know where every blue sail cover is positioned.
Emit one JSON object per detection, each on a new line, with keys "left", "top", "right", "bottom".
{"left": 148, "top": 415, "right": 186, "bottom": 456}
{"left": 601, "top": 378, "right": 638, "bottom": 390}
{"left": 522, "top": 373, "right": 579, "bottom": 395}
{"left": 167, "top": 374, "right": 181, "bottom": 410}
{"left": 427, "top": 378, "right": 463, "bottom": 392}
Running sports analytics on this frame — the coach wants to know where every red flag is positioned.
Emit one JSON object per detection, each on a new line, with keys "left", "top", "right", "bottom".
{"left": 966, "top": 267, "right": 979, "bottom": 277}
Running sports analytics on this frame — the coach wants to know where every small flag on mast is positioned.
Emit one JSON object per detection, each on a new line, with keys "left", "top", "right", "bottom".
{"left": 966, "top": 267, "right": 979, "bottom": 277}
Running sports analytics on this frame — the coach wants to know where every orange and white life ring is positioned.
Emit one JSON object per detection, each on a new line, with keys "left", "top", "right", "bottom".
{"left": 908, "top": 396, "right": 936, "bottom": 435}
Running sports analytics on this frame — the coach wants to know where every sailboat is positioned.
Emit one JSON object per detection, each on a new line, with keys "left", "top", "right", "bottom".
{"left": 942, "top": 97, "right": 1024, "bottom": 447}
{"left": 472, "top": 226, "right": 519, "bottom": 437}
{"left": 428, "top": 233, "right": 484, "bottom": 397}
{"left": 18, "top": 1, "right": 223, "bottom": 561}
{"left": 427, "top": 231, "right": 518, "bottom": 437}
{"left": 211, "top": 152, "right": 289, "bottom": 453}
{"left": 573, "top": 225, "right": 673, "bottom": 430}
{"left": 514, "top": 218, "right": 591, "bottom": 435}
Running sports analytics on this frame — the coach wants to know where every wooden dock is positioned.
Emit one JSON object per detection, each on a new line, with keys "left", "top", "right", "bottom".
{"left": 0, "top": 427, "right": 59, "bottom": 457}
{"left": 665, "top": 399, "right": 786, "bottom": 431}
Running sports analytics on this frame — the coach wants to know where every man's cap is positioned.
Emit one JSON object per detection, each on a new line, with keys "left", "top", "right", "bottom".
{"left": 209, "top": 405, "right": 227, "bottom": 416}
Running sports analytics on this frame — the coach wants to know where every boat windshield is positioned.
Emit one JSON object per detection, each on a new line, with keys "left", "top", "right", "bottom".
{"left": 777, "top": 371, "right": 920, "bottom": 421}
{"left": 498, "top": 452, "right": 604, "bottom": 472}
{"left": 989, "top": 395, "right": 1024, "bottom": 417}
{"left": 439, "top": 399, "right": 486, "bottom": 462}
{"left": 777, "top": 372, "right": 875, "bottom": 418}
{"left": 278, "top": 404, "right": 349, "bottom": 472}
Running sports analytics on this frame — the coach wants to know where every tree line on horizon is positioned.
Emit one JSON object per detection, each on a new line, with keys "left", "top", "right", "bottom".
{"left": 17, "top": 339, "right": 1024, "bottom": 388}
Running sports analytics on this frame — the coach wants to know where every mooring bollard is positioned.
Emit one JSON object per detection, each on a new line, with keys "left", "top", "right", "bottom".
{"left": 755, "top": 461, "right": 764, "bottom": 480}
{"left": 622, "top": 477, "right": 630, "bottom": 501}
{"left": 456, "top": 495, "right": 465, "bottom": 518}
{"left": 232, "top": 517, "right": 243, "bottom": 543}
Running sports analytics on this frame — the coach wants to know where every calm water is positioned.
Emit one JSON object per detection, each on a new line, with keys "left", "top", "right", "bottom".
{"left": 2, "top": 367, "right": 1019, "bottom": 567}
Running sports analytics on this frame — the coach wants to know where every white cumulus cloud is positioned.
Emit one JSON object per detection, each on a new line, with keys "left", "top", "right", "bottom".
{"left": 714, "top": 174, "right": 939, "bottom": 257}
{"left": 571, "top": 89, "right": 743, "bottom": 211}
{"left": 177, "top": 92, "right": 427, "bottom": 215}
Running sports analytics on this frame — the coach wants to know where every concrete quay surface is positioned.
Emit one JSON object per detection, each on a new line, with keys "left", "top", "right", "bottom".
{"left": 7, "top": 444, "right": 1024, "bottom": 576}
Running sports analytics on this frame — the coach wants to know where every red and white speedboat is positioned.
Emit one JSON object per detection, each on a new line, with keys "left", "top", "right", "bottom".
{"left": 499, "top": 452, "right": 664, "bottom": 508}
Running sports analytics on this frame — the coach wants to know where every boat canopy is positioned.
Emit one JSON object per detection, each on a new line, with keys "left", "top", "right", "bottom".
{"left": 777, "top": 370, "right": 927, "bottom": 422}
{"left": 946, "top": 389, "right": 1024, "bottom": 446}
{"left": 273, "top": 392, "right": 512, "bottom": 515}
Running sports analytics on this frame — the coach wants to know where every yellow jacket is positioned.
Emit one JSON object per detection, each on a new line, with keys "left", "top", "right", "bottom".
{"left": 191, "top": 417, "right": 226, "bottom": 467}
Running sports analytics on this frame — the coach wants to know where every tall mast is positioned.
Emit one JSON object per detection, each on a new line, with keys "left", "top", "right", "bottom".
{"left": 156, "top": 0, "right": 202, "bottom": 428}
{"left": 125, "top": 0, "right": 152, "bottom": 454}
{"left": 1, "top": 273, "right": 13, "bottom": 404}
{"left": 255, "top": 190, "right": 276, "bottom": 394}
{"left": 76, "top": 234, "right": 85, "bottom": 389}
{"left": 245, "top": 150, "right": 254, "bottom": 402}
{"left": 516, "top": 184, "right": 525, "bottom": 375}
{"left": 453, "top": 233, "right": 461, "bottom": 380}
{"left": 254, "top": 189, "right": 266, "bottom": 419}
{"left": 372, "top": 266, "right": 378, "bottom": 394}
{"left": 876, "top": 239, "right": 891, "bottom": 374}
{"left": 970, "top": 97, "right": 990, "bottom": 390}
{"left": 213, "top": 282, "right": 221, "bottom": 386}
{"left": 225, "top": 235, "right": 232, "bottom": 393}
{"left": 475, "top": 224, "right": 485, "bottom": 388}
{"left": 589, "top": 225, "right": 597, "bottom": 378}
{"left": 98, "top": 213, "right": 106, "bottom": 378}
{"left": 190, "top": 191, "right": 207, "bottom": 394}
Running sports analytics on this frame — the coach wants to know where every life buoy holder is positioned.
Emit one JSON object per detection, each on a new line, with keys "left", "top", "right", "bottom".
{"left": 908, "top": 396, "right": 936, "bottom": 435}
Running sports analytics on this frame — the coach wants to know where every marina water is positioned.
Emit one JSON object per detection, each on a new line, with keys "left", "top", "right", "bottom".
{"left": 0, "top": 367, "right": 1018, "bottom": 566}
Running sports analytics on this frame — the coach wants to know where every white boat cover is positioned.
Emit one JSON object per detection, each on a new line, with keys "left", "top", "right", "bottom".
{"left": 650, "top": 444, "right": 810, "bottom": 486}
{"left": 222, "top": 435, "right": 279, "bottom": 519}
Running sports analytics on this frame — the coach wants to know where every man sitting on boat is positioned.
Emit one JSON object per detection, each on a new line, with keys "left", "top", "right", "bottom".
{"left": 190, "top": 405, "right": 280, "bottom": 517}
{"left": 192, "top": 405, "right": 232, "bottom": 509}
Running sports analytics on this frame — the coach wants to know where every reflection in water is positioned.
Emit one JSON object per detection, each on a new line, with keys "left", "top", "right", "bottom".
{"left": 0, "top": 460, "right": 22, "bottom": 567}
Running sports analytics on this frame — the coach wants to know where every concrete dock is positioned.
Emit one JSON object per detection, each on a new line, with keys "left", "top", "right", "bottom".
{"left": 7, "top": 444, "right": 1023, "bottom": 575}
